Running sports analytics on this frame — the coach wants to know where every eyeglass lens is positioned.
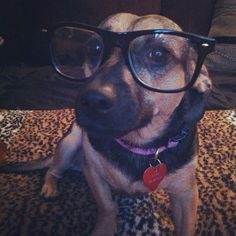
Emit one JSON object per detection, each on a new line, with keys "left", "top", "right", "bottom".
{"left": 129, "top": 34, "right": 198, "bottom": 91}
{"left": 51, "top": 27, "right": 104, "bottom": 79}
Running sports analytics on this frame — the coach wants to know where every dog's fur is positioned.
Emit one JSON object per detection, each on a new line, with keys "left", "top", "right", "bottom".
{"left": 1, "top": 13, "right": 212, "bottom": 236}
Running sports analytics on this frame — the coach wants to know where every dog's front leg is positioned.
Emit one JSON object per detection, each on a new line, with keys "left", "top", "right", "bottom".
{"left": 161, "top": 160, "right": 198, "bottom": 236}
{"left": 84, "top": 163, "right": 117, "bottom": 236}
{"left": 169, "top": 181, "right": 198, "bottom": 236}
{"left": 41, "top": 122, "right": 82, "bottom": 198}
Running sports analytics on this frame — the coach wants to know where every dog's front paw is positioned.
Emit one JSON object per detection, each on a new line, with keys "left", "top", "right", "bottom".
{"left": 40, "top": 182, "right": 59, "bottom": 198}
{"left": 40, "top": 173, "right": 59, "bottom": 198}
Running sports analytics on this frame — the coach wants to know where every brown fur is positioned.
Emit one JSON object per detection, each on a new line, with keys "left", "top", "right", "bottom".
{"left": 41, "top": 13, "right": 211, "bottom": 236}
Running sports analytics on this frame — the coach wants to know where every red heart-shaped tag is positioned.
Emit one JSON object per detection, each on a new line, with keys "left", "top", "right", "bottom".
{"left": 143, "top": 163, "right": 167, "bottom": 192}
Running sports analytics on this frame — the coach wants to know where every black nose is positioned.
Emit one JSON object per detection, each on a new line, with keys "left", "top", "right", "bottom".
{"left": 80, "top": 90, "right": 114, "bottom": 114}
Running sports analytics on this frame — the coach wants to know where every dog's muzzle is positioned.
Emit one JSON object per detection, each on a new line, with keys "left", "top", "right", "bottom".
{"left": 80, "top": 89, "right": 114, "bottom": 114}
{"left": 75, "top": 81, "right": 143, "bottom": 137}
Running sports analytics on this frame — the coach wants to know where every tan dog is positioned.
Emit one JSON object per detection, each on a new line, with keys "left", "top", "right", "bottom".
{"left": 41, "top": 13, "right": 214, "bottom": 236}
{"left": 1, "top": 13, "right": 214, "bottom": 236}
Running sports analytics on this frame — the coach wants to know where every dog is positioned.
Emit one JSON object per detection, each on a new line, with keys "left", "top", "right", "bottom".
{"left": 0, "top": 13, "right": 213, "bottom": 236}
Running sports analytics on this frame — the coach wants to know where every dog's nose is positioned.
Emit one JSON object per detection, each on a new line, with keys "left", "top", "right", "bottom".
{"left": 80, "top": 90, "right": 115, "bottom": 114}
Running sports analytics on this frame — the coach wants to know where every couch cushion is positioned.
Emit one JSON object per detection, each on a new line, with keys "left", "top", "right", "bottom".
{"left": 205, "top": 0, "right": 236, "bottom": 72}
{"left": 208, "top": 0, "right": 236, "bottom": 37}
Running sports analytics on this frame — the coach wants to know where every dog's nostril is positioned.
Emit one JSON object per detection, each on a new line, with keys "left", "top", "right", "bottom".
{"left": 81, "top": 91, "right": 114, "bottom": 113}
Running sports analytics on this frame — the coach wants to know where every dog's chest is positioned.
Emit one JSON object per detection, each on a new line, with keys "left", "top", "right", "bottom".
{"left": 82, "top": 133, "right": 147, "bottom": 193}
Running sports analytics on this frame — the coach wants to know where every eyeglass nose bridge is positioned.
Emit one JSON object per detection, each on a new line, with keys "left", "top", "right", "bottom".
{"left": 102, "top": 32, "right": 134, "bottom": 70}
{"left": 106, "top": 31, "right": 130, "bottom": 53}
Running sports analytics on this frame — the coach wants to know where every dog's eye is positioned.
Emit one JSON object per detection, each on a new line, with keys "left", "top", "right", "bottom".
{"left": 147, "top": 47, "right": 171, "bottom": 66}
{"left": 87, "top": 40, "right": 103, "bottom": 58}
{"left": 59, "top": 54, "right": 76, "bottom": 65}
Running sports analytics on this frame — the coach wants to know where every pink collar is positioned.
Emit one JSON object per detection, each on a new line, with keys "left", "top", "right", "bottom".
{"left": 115, "top": 138, "right": 179, "bottom": 156}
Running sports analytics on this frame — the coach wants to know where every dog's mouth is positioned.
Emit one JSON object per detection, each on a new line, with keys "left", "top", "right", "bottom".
{"left": 76, "top": 107, "right": 152, "bottom": 139}
{"left": 78, "top": 121, "right": 128, "bottom": 137}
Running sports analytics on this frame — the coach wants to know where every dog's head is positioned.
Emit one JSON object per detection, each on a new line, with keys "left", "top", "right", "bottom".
{"left": 71, "top": 13, "right": 212, "bottom": 144}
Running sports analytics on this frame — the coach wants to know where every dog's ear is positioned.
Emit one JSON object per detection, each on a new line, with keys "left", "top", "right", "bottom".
{"left": 192, "top": 65, "right": 212, "bottom": 93}
{"left": 182, "top": 65, "right": 212, "bottom": 124}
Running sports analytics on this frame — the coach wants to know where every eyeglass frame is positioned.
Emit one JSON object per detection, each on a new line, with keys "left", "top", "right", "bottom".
{"left": 43, "top": 22, "right": 215, "bottom": 93}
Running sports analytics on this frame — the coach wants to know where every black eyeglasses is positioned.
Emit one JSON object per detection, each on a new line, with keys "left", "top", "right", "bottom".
{"left": 45, "top": 22, "right": 215, "bottom": 93}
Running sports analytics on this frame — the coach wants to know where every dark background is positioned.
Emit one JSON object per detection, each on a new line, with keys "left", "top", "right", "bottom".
{"left": 0, "top": 0, "right": 215, "bottom": 66}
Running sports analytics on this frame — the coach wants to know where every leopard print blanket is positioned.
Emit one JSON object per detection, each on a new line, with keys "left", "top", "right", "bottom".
{"left": 0, "top": 109, "right": 235, "bottom": 236}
